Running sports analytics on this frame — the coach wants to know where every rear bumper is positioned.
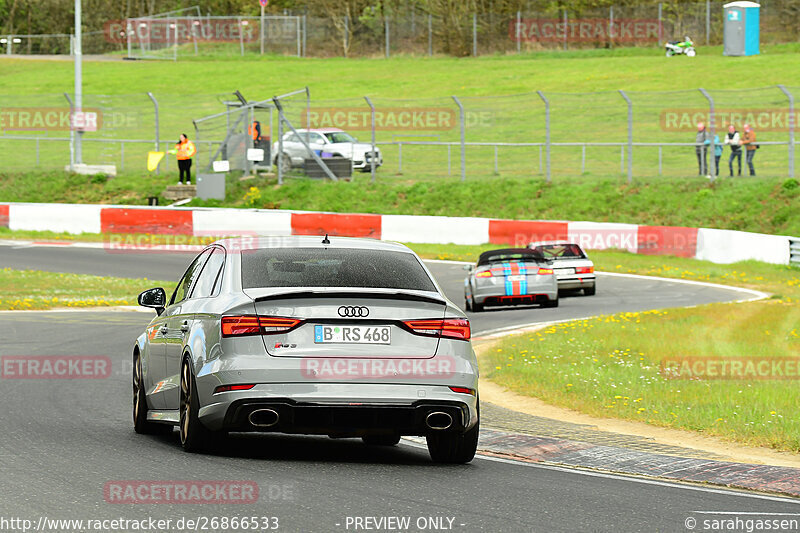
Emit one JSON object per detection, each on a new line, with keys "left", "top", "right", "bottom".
{"left": 219, "top": 398, "right": 471, "bottom": 437}
{"left": 481, "top": 294, "right": 553, "bottom": 307}
{"left": 197, "top": 382, "right": 479, "bottom": 434}
{"left": 556, "top": 275, "right": 596, "bottom": 290}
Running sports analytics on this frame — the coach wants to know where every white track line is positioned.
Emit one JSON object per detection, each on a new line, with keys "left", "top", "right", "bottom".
{"left": 399, "top": 438, "right": 800, "bottom": 504}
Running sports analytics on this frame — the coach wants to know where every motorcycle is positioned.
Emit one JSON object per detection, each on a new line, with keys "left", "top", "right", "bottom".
{"left": 665, "top": 36, "right": 696, "bottom": 57}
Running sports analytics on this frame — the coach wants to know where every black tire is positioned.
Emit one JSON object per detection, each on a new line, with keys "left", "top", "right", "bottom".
{"left": 426, "top": 405, "right": 480, "bottom": 464}
{"left": 362, "top": 434, "right": 401, "bottom": 446}
{"left": 133, "top": 350, "right": 172, "bottom": 435}
{"left": 542, "top": 296, "right": 559, "bottom": 308}
{"left": 472, "top": 301, "right": 484, "bottom": 312}
{"left": 583, "top": 285, "right": 596, "bottom": 296}
{"left": 179, "top": 358, "right": 214, "bottom": 453}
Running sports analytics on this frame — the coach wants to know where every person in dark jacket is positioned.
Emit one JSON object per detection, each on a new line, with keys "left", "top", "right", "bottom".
{"left": 724, "top": 124, "right": 741, "bottom": 177}
{"left": 695, "top": 122, "right": 709, "bottom": 175}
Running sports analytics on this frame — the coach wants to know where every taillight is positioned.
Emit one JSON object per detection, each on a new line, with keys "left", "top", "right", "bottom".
{"left": 259, "top": 317, "right": 302, "bottom": 333}
{"left": 475, "top": 271, "right": 492, "bottom": 278}
{"left": 213, "top": 384, "right": 256, "bottom": 394}
{"left": 538, "top": 267, "right": 554, "bottom": 275}
{"left": 576, "top": 266, "right": 594, "bottom": 274}
{"left": 449, "top": 386, "right": 477, "bottom": 396}
{"left": 221, "top": 315, "right": 261, "bottom": 337}
{"left": 221, "top": 315, "right": 301, "bottom": 337}
{"left": 403, "top": 318, "right": 471, "bottom": 340}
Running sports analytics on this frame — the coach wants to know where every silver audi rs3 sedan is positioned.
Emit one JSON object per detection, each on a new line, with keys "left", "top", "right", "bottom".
{"left": 133, "top": 236, "right": 479, "bottom": 463}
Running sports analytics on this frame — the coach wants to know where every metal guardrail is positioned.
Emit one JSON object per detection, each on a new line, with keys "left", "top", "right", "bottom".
{"left": 790, "top": 237, "right": 800, "bottom": 268}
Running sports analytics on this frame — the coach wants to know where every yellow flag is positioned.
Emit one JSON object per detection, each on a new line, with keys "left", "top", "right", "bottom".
{"left": 147, "top": 151, "right": 165, "bottom": 172}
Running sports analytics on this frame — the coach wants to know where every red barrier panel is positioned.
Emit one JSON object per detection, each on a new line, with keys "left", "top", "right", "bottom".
{"left": 489, "top": 220, "right": 569, "bottom": 247}
{"left": 637, "top": 226, "right": 698, "bottom": 258}
{"left": 100, "top": 208, "right": 193, "bottom": 235}
{"left": 0, "top": 205, "right": 8, "bottom": 228}
{"left": 291, "top": 213, "right": 382, "bottom": 239}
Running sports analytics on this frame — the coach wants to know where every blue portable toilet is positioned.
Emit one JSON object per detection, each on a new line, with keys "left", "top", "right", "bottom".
{"left": 723, "top": 1, "right": 760, "bottom": 56}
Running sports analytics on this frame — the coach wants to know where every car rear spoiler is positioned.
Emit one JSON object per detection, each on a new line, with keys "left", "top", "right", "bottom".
{"left": 253, "top": 290, "right": 447, "bottom": 306}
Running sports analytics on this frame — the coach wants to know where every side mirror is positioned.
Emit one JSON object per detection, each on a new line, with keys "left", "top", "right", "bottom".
{"left": 138, "top": 287, "right": 166, "bottom": 315}
{"left": 462, "top": 264, "right": 473, "bottom": 271}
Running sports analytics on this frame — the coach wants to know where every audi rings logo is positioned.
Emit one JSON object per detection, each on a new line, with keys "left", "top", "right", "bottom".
{"left": 338, "top": 306, "right": 369, "bottom": 318}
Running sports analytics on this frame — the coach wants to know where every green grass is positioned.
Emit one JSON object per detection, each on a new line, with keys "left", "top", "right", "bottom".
{"left": 483, "top": 300, "right": 800, "bottom": 451}
{"left": 2, "top": 44, "right": 799, "bottom": 96}
{"left": 1, "top": 172, "right": 798, "bottom": 236}
{"left": 477, "top": 248, "right": 800, "bottom": 451}
{"left": 1, "top": 45, "right": 799, "bottom": 179}
{"left": 0, "top": 268, "right": 171, "bottom": 310}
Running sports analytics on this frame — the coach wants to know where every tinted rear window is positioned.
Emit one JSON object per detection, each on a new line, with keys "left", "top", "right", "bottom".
{"left": 532, "top": 244, "right": 586, "bottom": 260}
{"left": 241, "top": 248, "right": 437, "bottom": 292}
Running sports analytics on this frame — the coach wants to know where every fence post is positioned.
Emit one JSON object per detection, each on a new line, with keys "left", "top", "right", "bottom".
{"left": 64, "top": 92, "right": 74, "bottom": 171}
{"left": 147, "top": 92, "right": 160, "bottom": 174}
{"left": 658, "top": 3, "right": 663, "bottom": 45}
{"left": 303, "top": 14, "right": 307, "bottom": 57}
{"left": 472, "top": 13, "right": 477, "bottom": 56}
{"left": 398, "top": 142, "right": 403, "bottom": 173}
{"left": 619, "top": 89, "right": 633, "bottom": 183}
{"left": 563, "top": 10, "right": 567, "bottom": 51}
{"left": 706, "top": 0, "right": 710, "bottom": 45}
{"left": 609, "top": 6, "right": 614, "bottom": 49}
{"left": 452, "top": 96, "right": 466, "bottom": 181}
{"left": 516, "top": 11, "right": 521, "bottom": 53}
{"left": 581, "top": 144, "right": 586, "bottom": 173}
{"left": 364, "top": 96, "right": 376, "bottom": 182}
{"left": 239, "top": 17, "right": 244, "bottom": 56}
{"left": 536, "top": 91, "right": 551, "bottom": 183}
{"left": 277, "top": 108, "right": 284, "bottom": 185}
{"left": 296, "top": 17, "right": 301, "bottom": 57}
{"left": 778, "top": 85, "right": 795, "bottom": 178}
{"left": 699, "top": 88, "right": 716, "bottom": 179}
{"left": 447, "top": 144, "right": 451, "bottom": 175}
{"left": 385, "top": 17, "right": 390, "bottom": 58}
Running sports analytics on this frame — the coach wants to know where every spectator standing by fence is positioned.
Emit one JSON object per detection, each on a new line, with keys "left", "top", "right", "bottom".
{"left": 171, "top": 133, "right": 197, "bottom": 185}
{"left": 695, "top": 122, "right": 709, "bottom": 176}
{"left": 705, "top": 131, "right": 723, "bottom": 177}
{"left": 724, "top": 124, "right": 742, "bottom": 177}
{"left": 740, "top": 124, "right": 757, "bottom": 176}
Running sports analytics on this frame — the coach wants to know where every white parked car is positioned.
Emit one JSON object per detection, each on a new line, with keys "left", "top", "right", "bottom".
{"left": 527, "top": 242, "right": 596, "bottom": 295}
{"left": 272, "top": 128, "right": 382, "bottom": 173}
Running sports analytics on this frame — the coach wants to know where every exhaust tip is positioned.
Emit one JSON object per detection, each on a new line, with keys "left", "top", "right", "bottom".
{"left": 425, "top": 411, "right": 453, "bottom": 431}
{"left": 248, "top": 408, "right": 279, "bottom": 428}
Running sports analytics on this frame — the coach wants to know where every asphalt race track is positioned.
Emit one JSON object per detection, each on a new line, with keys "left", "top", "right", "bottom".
{"left": 1, "top": 243, "right": 797, "bottom": 532}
